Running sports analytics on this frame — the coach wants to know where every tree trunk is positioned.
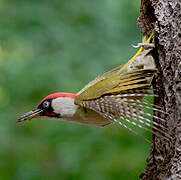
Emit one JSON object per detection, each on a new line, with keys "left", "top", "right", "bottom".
{"left": 137, "top": 0, "right": 181, "bottom": 179}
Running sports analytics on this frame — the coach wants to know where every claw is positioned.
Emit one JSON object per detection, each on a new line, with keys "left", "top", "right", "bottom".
{"left": 132, "top": 43, "right": 155, "bottom": 49}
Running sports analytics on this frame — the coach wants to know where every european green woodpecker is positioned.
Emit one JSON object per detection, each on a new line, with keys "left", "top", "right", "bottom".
{"left": 18, "top": 34, "right": 170, "bottom": 141}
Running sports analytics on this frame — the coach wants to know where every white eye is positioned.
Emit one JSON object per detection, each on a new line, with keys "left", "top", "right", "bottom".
{"left": 43, "top": 101, "right": 50, "bottom": 108}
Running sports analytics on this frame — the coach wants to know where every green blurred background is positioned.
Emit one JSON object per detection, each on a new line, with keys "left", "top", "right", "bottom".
{"left": 0, "top": 0, "right": 152, "bottom": 179}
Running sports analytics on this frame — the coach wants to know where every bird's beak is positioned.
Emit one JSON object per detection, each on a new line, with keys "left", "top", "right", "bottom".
{"left": 17, "top": 108, "right": 43, "bottom": 122}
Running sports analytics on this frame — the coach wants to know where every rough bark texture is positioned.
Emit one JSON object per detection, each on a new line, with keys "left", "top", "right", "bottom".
{"left": 138, "top": 0, "right": 181, "bottom": 179}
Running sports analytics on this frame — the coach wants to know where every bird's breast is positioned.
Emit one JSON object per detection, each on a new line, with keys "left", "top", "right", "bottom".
{"left": 65, "top": 107, "right": 110, "bottom": 127}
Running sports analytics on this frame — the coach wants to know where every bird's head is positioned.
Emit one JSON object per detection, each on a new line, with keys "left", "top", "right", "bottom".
{"left": 17, "top": 93, "right": 78, "bottom": 122}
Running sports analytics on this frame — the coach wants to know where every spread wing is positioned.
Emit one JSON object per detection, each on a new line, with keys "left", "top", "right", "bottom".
{"left": 75, "top": 68, "right": 157, "bottom": 105}
{"left": 75, "top": 34, "right": 156, "bottom": 104}
{"left": 76, "top": 33, "right": 154, "bottom": 101}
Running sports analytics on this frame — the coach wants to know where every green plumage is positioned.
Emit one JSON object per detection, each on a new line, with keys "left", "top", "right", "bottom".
{"left": 75, "top": 69, "right": 156, "bottom": 104}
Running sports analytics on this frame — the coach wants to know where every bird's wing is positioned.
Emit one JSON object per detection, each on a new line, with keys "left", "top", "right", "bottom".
{"left": 75, "top": 33, "right": 155, "bottom": 105}
{"left": 76, "top": 45, "right": 149, "bottom": 96}
{"left": 76, "top": 33, "right": 154, "bottom": 96}
{"left": 75, "top": 68, "right": 157, "bottom": 105}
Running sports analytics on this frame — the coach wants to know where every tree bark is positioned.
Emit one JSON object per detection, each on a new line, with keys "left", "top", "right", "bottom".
{"left": 138, "top": 0, "right": 181, "bottom": 179}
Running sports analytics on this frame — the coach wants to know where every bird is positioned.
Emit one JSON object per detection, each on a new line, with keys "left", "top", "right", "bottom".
{"left": 17, "top": 34, "right": 170, "bottom": 141}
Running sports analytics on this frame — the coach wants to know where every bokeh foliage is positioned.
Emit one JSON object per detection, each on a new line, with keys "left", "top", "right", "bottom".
{"left": 0, "top": 0, "right": 151, "bottom": 179}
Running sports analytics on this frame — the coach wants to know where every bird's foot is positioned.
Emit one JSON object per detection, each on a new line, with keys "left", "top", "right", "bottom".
{"left": 132, "top": 43, "right": 155, "bottom": 49}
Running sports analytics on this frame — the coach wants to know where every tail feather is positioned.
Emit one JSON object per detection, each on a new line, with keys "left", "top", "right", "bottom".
{"left": 80, "top": 93, "right": 171, "bottom": 141}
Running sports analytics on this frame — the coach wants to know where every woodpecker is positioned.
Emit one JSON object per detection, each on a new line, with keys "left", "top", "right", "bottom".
{"left": 18, "top": 34, "right": 170, "bottom": 141}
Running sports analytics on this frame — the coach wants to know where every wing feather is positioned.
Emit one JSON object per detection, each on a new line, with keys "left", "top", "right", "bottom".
{"left": 75, "top": 69, "right": 157, "bottom": 104}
